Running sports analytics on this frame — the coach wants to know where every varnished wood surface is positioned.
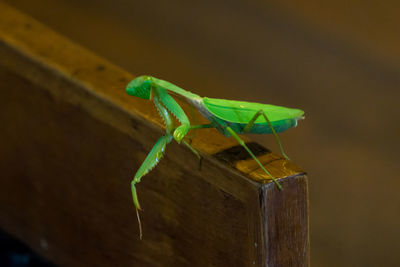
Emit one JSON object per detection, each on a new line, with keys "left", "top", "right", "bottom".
{"left": 0, "top": 3, "right": 308, "bottom": 266}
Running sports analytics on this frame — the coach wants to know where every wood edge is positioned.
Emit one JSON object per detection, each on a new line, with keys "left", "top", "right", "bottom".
{"left": 261, "top": 174, "right": 309, "bottom": 266}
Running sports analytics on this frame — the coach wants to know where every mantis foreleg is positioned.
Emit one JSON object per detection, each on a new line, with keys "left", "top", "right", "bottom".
{"left": 131, "top": 135, "right": 173, "bottom": 210}
{"left": 156, "top": 88, "right": 190, "bottom": 142}
{"left": 225, "top": 126, "right": 283, "bottom": 190}
{"left": 131, "top": 134, "right": 172, "bottom": 239}
{"left": 243, "top": 110, "right": 289, "bottom": 160}
{"left": 131, "top": 93, "right": 174, "bottom": 239}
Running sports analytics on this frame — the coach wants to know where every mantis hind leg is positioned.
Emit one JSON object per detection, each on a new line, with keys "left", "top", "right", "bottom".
{"left": 225, "top": 127, "right": 283, "bottom": 190}
{"left": 243, "top": 110, "right": 289, "bottom": 160}
{"left": 131, "top": 134, "right": 172, "bottom": 239}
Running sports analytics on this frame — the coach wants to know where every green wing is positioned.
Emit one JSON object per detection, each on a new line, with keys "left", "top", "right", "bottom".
{"left": 203, "top": 97, "right": 304, "bottom": 124}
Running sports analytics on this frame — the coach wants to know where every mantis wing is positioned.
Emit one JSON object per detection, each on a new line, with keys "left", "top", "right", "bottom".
{"left": 203, "top": 97, "right": 304, "bottom": 124}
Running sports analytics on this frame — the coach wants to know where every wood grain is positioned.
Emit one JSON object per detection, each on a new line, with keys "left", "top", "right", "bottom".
{"left": 0, "top": 3, "right": 308, "bottom": 266}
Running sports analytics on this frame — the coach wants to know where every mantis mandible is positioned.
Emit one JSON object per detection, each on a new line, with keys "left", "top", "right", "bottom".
{"left": 126, "top": 75, "right": 304, "bottom": 238}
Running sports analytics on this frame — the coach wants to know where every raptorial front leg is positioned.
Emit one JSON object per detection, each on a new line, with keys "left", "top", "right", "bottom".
{"left": 243, "top": 109, "right": 289, "bottom": 160}
{"left": 131, "top": 134, "right": 172, "bottom": 239}
{"left": 156, "top": 89, "right": 190, "bottom": 143}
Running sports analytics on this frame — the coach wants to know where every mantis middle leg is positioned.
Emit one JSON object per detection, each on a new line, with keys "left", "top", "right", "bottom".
{"left": 181, "top": 139, "right": 203, "bottom": 170}
{"left": 183, "top": 123, "right": 216, "bottom": 169}
{"left": 243, "top": 110, "right": 289, "bottom": 160}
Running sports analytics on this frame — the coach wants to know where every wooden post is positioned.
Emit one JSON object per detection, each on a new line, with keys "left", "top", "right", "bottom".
{"left": 0, "top": 3, "right": 309, "bottom": 266}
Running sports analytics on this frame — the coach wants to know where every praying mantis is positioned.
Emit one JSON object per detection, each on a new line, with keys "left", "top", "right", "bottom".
{"left": 126, "top": 75, "right": 304, "bottom": 238}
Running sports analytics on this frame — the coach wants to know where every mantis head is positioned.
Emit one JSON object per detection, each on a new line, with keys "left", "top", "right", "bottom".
{"left": 126, "top": 76, "right": 153, "bottom": 99}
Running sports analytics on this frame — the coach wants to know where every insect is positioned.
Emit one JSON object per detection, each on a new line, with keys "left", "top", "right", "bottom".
{"left": 126, "top": 75, "right": 304, "bottom": 238}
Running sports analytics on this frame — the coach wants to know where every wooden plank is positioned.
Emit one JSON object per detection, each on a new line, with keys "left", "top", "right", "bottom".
{"left": 0, "top": 3, "right": 309, "bottom": 266}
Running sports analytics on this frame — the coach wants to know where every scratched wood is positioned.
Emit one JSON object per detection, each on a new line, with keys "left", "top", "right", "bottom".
{"left": 0, "top": 3, "right": 309, "bottom": 266}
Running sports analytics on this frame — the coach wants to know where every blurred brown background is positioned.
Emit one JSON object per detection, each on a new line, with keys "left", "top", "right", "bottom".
{"left": 2, "top": 0, "right": 399, "bottom": 266}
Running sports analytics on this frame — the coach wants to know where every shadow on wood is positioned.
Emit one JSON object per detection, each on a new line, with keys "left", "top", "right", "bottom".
{"left": 0, "top": 3, "right": 309, "bottom": 266}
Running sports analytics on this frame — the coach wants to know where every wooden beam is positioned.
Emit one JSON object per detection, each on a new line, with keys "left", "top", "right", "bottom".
{"left": 0, "top": 3, "right": 309, "bottom": 266}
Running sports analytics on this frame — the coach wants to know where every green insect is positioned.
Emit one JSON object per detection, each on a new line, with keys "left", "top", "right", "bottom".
{"left": 126, "top": 75, "right": 304, "bottom": 238}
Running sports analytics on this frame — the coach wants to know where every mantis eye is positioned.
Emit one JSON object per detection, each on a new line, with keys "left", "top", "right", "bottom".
{"left": 126, "top": 76, "right": 152, "bottom": 99}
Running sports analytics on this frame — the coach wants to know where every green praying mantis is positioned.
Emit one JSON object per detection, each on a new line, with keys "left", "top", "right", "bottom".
{"left": 126, "top": 75, "right": 304, "bottom": 238}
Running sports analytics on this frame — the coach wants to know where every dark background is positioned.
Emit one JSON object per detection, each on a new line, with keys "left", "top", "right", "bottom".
{"left": 2, "top": 0, "right": 399, "bottom": 266}
{"left": 0, "top": 228, "right": 54, "bottom": 267}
